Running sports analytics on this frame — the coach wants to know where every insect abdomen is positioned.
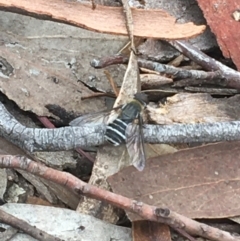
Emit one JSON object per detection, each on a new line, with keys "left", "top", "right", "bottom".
{"left": 105, "top": 118, "right": 128, "bottom": 146}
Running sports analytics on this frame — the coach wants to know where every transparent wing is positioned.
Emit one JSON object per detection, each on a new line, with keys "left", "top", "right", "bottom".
{"left": 69, "top": 106, "right": 123, "bottom": 126}
{"left": 70, "top": 111, "right": 109, "bottom": 126}
{"left": 125, "top": 116, "right": 146, "bottom": 171}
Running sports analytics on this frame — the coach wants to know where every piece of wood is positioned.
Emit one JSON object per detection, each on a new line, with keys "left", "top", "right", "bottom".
{"left": 0, "top": 0, "right": 205, "bottom": 40}
{"left": 196, "top": 0, "right": 240, "bottom": 70}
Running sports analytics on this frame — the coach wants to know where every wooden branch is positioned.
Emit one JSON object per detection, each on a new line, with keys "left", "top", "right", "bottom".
{"left": 37, "top": 116, "right": 95, "bottom": 163}
{"left": 0, "top": 155, "right": 239, "bottom": 241}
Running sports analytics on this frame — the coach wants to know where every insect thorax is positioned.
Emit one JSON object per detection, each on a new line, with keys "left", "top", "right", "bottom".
{"left": 118, "top": 100, "right": 142, "bottom": 122}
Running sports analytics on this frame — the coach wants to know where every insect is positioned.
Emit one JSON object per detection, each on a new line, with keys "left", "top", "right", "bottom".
{"left": 69, "top": 93, "right": 149, "bottom": 171}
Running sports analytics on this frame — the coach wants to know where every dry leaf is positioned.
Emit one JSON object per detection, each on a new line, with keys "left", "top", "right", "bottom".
{"left": 133, "top": 221, "right": 171, "bottom": 241}
{"left": 108, "top": 141, "right": 240, "bottom": 220}
{"left": 0, "top": 12, "right": 124, "bottom": 116}
{"left": 26, "top": 196, "right": 55, "bottom": 206}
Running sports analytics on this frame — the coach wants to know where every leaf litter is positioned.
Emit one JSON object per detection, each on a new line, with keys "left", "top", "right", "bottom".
{"left": 1, "top": 0, "right": 240, "bottom": 240}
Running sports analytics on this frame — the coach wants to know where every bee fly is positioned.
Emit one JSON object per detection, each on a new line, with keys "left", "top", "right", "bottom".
{"left": 69, "top": 93, "right": 149, "bottom": 171}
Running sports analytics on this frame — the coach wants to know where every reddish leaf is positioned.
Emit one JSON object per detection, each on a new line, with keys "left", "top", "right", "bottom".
{"left": 0, "top": 0, "right": 205, "bottom": 39}
{"left": 133, "top": 221, "right": 171, "bottom": 241}
{"left": 108, "top": 141, "right": 240, "bottom": 220}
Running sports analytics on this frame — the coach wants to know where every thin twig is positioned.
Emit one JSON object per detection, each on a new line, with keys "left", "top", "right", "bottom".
{"left": 90, "top": 55, "right": 128, "bottom": 69}
{"left": 81, "top": 92, "right": 116, "bottom": 100}
{"left": 121, "top": 0, "right": 136, "bottom": 52}
{"left": 104, "top": 70, "right": 119, "bottom": 96}
{"left": 138, "top": 59, "right": 222, "bottom": 81}
{"left": 37, "top": 116, "right": 55, "bottom": 128}
{"left": 169, "top": 40, "right": 240, "bottom": 89}
{"left": 0, "top": 155, "right": 238, "bottom": 241}
{"left": 90, "top": 55, "right": 225, "bottom": 84}
{"left": 184, "top": 86, "right": 240, "bottom": 95}
{"left": 173, "top": 78, "right": 225, "bottom": 87}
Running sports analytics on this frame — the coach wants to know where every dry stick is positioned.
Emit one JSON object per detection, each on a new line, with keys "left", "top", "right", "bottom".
{"left": 184, "top": 86, "right": 240, "bottom": 95}
{"left": 81, "top": 92, "right": 116, "bottom": 100}
{"left": 173, "top": 78, "right": 224, "bottom": 87}
{"left": 169, "top": 40, "right": 240, "bottom": 89}
{"left": 121, "top": 0, "right": 135, "bottom": 51}
{"left": 168, "top": 40, "right": 228, "bottom": 71}
{"left": 0, "top": 208, "right": 63, "bottom": 241}
{"left": 0, "top": 155, "right": 239, "bottom": 241}
{"left": 137, "top": 59, "right": 222, "bottom": 81}
{"left": 91, "top": 55, "right": 128, "bottom": 69}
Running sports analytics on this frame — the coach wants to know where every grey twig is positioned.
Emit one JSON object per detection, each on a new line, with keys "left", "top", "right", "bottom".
{"left": 169, "top": 40, "right": 240, "bottom": 89}
{"left": 90, "top": 55, "right": 128, "bottom": 69}
{"left": 137, "top": 59, "right": 222, "bottom": 81}
{"left": 0, "top": 102, "right": 240, "bottom": 152}
{"left": 144, "top": 122, "right": 240, "bottom": 144}
{"left": 90, "top": 55, "right": 225, "bottom": 85}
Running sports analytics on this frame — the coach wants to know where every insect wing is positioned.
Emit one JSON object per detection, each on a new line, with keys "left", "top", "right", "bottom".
{"left": 70, "top": 111, "right": 109, "bottom": 126}
{"left": 125, "top": 116, "right": 146, "bottom": 171}
{"left": 69, "top": 106, "right": 123, "bottom": 126}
